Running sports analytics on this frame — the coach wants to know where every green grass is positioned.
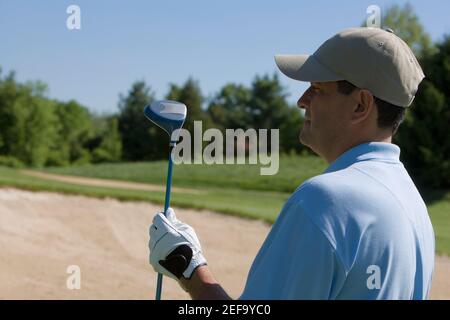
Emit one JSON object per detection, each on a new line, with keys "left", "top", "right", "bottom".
{"left": 1, "top": 155, "right": 449, "bottom": 255}
{"left": 40, "top": 155, "right": 328, "bottom": 193}
{"left": 0, "top": 166, "right": 288, "bottom": 223}
{"left": 426, "top": 194, "right": 450, "bottom": 255}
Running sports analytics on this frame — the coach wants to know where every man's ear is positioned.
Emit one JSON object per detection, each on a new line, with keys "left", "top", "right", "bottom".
{"left": 351, "top": 89, "right": 375, "bottom": 124}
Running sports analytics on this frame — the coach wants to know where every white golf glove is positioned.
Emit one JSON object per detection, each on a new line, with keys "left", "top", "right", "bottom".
{"left": 149, "top": 208, "right": 207, "bottom": 281}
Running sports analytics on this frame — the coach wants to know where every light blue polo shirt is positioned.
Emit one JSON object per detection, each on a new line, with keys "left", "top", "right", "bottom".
{"left": 240, "top": 142, "right": 435, "bottom": 300}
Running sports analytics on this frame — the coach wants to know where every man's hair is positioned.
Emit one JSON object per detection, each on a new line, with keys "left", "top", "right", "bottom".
{"left": 337, "top": 80, "right": 406, "bottom": 134}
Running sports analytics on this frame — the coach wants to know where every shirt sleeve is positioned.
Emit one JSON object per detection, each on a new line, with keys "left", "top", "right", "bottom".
{"left": 240, "top": 202, "right": 346, "bottom": 300}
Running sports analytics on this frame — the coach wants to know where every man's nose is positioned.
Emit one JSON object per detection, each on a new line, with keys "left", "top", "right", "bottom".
{"left": 297, "top": 87, "right": 312, "bottom": 109}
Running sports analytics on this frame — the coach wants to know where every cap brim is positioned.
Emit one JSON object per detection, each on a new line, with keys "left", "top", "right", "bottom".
{"left": 275, "top": 54, "right": 344, "bottom": 82}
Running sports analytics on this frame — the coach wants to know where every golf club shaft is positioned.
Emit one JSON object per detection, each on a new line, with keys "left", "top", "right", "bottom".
{"left": 155, "top": 146, "right": 174, "bottom": 300}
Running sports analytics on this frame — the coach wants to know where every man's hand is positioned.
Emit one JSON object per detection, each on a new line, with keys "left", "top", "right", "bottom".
{"left": 149, "top": 208, "right": 207, "bottom": 281}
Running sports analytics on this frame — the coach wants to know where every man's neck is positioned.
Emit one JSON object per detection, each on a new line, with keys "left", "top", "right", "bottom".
{"left": 324, "top": 135, "right": 392, "bottom": 164}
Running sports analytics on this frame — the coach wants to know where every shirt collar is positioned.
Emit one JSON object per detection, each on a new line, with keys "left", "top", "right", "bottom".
{"left": 324, "top": 142, "right": 401, "bottom": 174}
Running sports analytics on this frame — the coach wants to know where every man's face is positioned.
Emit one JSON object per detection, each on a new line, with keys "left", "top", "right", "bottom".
{"left": 297, "top": 81, "right": 356, "bottom": 157}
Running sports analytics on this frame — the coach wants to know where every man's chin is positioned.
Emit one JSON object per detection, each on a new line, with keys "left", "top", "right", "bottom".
{"left": 299, "top": 131, "right": 310, "bottom": 147}
{"left": 300, "top": 134, "right": 322, "bottom": 157}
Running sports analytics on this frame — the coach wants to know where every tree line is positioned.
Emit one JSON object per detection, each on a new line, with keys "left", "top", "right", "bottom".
{"left": 0, "top": 73, "right": 121, "bottom": 167}
{"left": 0, "top": 4, "right": 448, "bottom": 189}
{"left": 0, "top": 70, "right": 304, "bottom": 166}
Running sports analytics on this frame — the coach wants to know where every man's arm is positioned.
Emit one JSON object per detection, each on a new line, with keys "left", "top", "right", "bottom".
{"left": 180, "top": 266, "right": 232, "bottom": 300}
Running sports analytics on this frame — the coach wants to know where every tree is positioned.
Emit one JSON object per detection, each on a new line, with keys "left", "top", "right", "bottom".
{"left": 48, "top": 100, "right": 94, "bottom": 166}
{"left": 208, "top": 83, "right": 252, "bottom": 130}
{"left": 396, "top": 36, "right": 450, "bottom": 188}
{"left": 250, "top": 74, "right": 305, "bottom": 153}
{"left": 0, "top": 68, "right": 122, "bottom": 167}
{"left": 248, "top": 74, "right": 291, "bottom": 129}
{"left": 118, "top": 81, "right": 167, "bottom": 160}
{"left": 0, "top": 72, "right": 58, "bottom": 167}
{"left": 12, "top": 94, "right": 57, "bottom": 167}
{"left": 207, "top": 74, "right": 305, "bottom": 154}
{"left": 90, "top": 116, "right": 122, "bottom": 163}
{"left": 0, "top": 70, "right": 19, "bottom": 156}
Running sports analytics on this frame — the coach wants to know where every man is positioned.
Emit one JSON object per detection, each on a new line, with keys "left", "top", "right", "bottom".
{"left": 149, "top": 27, "right": 435, "bottom": 299}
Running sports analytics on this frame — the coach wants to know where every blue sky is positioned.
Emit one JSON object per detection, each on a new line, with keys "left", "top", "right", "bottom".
{"left": 1, "top": 0, "right": 449, "bottom": 114}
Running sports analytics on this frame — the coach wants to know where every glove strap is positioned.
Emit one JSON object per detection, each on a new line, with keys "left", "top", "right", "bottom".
{"left": 159, "top": 244, "right": 193, "bottom": 279}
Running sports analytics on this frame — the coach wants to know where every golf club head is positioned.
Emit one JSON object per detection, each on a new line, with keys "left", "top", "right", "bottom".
{"left": 144, "top": 100, "right": 187, "bottom": 144}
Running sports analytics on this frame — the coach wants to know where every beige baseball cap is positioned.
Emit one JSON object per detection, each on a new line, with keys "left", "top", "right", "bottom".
{"left": 275, "top": 27, "right": 425, "bottom": 107}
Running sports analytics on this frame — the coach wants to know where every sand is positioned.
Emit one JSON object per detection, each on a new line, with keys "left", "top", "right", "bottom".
{"left": 0, "top": 188, "right": 448, "bottom": 299}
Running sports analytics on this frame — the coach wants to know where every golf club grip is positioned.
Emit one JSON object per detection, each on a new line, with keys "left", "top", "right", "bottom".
{"left": 155, "top": 148, "right": 174, "bottom": 300}
{"left": 155, "top": 274, "right": 163, "bottom": 300}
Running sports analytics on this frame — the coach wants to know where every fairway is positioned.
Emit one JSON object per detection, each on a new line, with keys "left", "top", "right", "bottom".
{"left": 0, "top": 166, "right": 289, "bottom": 223}
{"left": 1, "top": 154, "right": 449, "bottom": 255}
{"left": 40, "top": 155, "right": 328, "bottom": 193}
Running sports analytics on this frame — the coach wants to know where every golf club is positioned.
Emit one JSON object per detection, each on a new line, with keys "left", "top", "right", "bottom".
{"left": 144, "top": 100, "right": 187, "bottom": 300}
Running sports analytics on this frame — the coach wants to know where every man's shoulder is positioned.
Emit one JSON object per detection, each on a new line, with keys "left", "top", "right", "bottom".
{"left": 291, "top": 161, "right": 400, "bottom": 207}
{"left": 291, "top": 168, "right": 361, "bottom": 204}
{"left": 287, "top": 167, "right": 389, "bottom": 244}
{"left": 287, "top": 171, "right": 356, "bottom": 226}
